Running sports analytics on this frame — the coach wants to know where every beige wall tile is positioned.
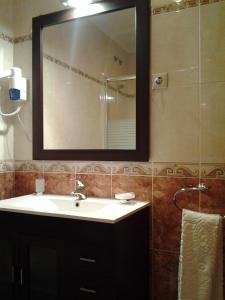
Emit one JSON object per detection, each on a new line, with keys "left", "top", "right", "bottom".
{"left": 151, "top": 7, "right": 199, "bottom": 86}
{"left": 200, "top": 82, "right": 225, "bottom": 163}
{"left": 0, "top": 9, "right": 14, "bottom": 162}
{"left": 200, "top": 1, "right": 225, "bottom": 83}
{"left": 13, "top": 42, "right": 33, "bottom": 160}
{"left": 0, "top": 0, "right": 14, "bottom": 36}
{"left": 13, "top": 0, "right": 64, "bottom": 37}
{"left": 151, "top": 84, "right": 200, "bottom": 162}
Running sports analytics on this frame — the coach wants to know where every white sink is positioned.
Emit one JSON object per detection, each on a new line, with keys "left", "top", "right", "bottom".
{"left": 0, "top": 194, "right": 149, "bottom": 223}
{"left": 11, "top": 197, "right": 109, "bottom": 213}
{"left": 51, "top": 198, "right": 109, "bottom": 212}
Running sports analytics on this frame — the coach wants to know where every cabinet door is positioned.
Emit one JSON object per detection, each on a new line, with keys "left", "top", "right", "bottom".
{"left": 20, "top": 237, "right": 62, "bottom": 300}
{"left": 0, "top": 238, "right": 18, "bottom": 300}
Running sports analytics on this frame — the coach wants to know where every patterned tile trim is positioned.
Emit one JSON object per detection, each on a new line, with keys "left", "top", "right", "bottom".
{"left": 15, "top": 160, "right": 43, "bottom": 172}
{"left": 153, "top": 163, "right": 200, "bottom": 178}
{"left": 152, "top": 0, "right": 225, "bottom": 15}
{"left": 200, "top": 164, "right": 225, "bottom": 179}
{"left": 76, "top": 162, "right": 111, "bottom": 174}
{"left": 43, "top": 53, "right": 135, "bottom": 99}
{"left": 112, "top": 162, "right": 152, "bottom": 176}
{"left": 0, "top": 32, "right": 14, "bottom": 44}
{"left": 14, "top": 33, "right": 32, "bottom": 44}
{"left": 13, "top": 161, "right": 225, "bottom": 179}
{"left": 0, "top": 32, "right": 32, "bottom": 44}
{"left": 43, "top": 161, "right": 75, "bottom": 173}
{"left": 0, "top": 161, "right": 14, "bottom": 172}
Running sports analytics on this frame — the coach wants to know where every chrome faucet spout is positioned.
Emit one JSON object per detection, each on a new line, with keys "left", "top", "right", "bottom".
{"left": 71, "top": 191, "right": 86, "bottom": 201}
{"left": 70, "top": 179, "right": 86, "bottom": 201}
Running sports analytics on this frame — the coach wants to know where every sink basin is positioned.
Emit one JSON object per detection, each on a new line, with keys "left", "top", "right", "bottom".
{"left": 11, "top": 197, "right": 109, "bottom": 213}
{"left": 0, "top": 194, "right": 149, "bottom": 223}
{"left": 53, "top": 198, "right": 109, "bottom": 212}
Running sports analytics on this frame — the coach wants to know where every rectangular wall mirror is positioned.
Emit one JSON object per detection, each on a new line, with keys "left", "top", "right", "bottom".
{"left": 32, "top": 0, "right": 149, "bottom": 161}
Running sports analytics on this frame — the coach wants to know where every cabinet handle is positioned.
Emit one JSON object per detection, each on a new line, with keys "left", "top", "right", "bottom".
{"left": 80, "top": 287, "right": 97, "bottom": 294}
{"left": 79, "top": 257, "right": 96, "bottom": 263}
{"left": 20, "top": 268, "right": 23, "bottom": 286}
{"left": 11, "top": 266, "right": 15, "bottom": 283}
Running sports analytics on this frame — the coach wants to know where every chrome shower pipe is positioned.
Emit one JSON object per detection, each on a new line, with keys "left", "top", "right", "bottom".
{"left": 106, "top": 74, "right": 136, "bottom": 82}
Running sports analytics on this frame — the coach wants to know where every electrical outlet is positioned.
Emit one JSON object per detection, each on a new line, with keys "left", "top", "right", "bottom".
{"left": 152, "top": 73, "right": 168, "bottom": 89}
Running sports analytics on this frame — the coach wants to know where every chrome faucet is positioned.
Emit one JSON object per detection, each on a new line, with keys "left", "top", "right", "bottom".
{"left": 71, "top": 179, "right": 86, "bottom": 201}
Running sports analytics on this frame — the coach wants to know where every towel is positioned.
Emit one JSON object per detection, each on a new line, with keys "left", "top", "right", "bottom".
{"left": 178, "top": 209, "right": 223, "bottom": 300}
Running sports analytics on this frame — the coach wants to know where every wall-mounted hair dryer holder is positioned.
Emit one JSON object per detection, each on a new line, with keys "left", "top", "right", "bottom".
{"left": 0, "top": 67, "right": 27, "bottom": 117}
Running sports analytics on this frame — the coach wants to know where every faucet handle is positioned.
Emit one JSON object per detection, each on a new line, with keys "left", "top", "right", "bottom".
{"left": 75, "top": 180, "right": 85, "bottom": 191}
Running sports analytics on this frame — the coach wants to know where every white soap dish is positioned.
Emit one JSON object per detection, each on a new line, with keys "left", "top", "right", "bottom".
{"left": 115, "top": 192, "right": 135, "bottom": 204}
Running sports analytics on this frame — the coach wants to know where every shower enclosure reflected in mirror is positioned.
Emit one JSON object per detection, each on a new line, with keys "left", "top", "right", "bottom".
{"left": 33, "top": 0, "right": 149, "bottom": 161}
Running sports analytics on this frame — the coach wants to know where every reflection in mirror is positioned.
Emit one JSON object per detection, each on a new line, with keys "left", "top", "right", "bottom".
{"left": 43, "top": 8, "right": 136, "bottom": 150}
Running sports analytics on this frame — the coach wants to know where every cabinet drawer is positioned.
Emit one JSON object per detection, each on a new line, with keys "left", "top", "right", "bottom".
{"left": 78, "top": 246, "right": 113, "bottom": 282}
{"left": 78, "top": 284, "right": 114, "bottom": 300}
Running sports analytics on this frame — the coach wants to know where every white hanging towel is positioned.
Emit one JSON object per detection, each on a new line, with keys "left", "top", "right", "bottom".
{"left": 178, "top": 209, "right": 223, "bottom": 300}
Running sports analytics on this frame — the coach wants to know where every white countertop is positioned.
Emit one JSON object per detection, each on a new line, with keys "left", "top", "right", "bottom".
{"left": 0, "top": 194, "right": 149, "bottom": 224}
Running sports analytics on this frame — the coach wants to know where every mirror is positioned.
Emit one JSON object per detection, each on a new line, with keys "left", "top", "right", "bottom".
{"left": 33, "top": 0, "right": 149, "bottom": 161}
{"left": 43, "top": 7, "right": 136, "bottom": 150}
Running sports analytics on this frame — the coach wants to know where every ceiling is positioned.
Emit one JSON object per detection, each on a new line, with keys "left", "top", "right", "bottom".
{"left": 89, "top": 7, "right": 136, "bottom": 54}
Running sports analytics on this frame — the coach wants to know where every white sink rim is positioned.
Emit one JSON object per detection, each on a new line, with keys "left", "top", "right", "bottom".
{"left": 0, "top": 194, "right": 149, "bottom": 224}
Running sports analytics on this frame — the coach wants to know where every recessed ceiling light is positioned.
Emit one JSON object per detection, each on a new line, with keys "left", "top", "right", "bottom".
{"left": 60, "top": 0, "right": 92, "bottom": 8}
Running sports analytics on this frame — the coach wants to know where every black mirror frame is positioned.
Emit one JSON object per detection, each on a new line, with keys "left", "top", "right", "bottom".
{"left": 32, "top": 0, "right": 150, "bottom": 161}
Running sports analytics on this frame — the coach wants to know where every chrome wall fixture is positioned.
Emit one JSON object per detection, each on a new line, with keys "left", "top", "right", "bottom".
{"left": 172, "top": 183, "right": 208, "bottom": 211}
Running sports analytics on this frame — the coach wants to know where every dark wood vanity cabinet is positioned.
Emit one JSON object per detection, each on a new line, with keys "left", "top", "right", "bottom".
{"left": 0, "top": 237, "right": 17, "bottom": 300}
{"left": 0, "top": 207, "right": 149, "bottom": 300}
{"left": 0, "top": 235, "right": 61, "bottom": 300}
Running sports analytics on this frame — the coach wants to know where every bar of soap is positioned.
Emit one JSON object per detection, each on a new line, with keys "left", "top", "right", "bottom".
{"left": 115, "top": 192, "right": 135, "bottom": 201}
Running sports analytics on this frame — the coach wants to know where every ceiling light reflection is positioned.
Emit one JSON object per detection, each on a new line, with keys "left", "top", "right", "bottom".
{"left": 75, "top": 4, "right": 105, "bottom": 18}
{"left": 60, "top": 0, "right": 92, "bottom": 8}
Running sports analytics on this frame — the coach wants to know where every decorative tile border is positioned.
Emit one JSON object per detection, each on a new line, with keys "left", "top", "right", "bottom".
{"left": 152, "top": 0, "right": 196, "bottom": 15}
{"left": 0, "top": 160, "right": 14, "bottom": 172}
{"left": 152, "top": 0, "right": 225, "bottom": 15}
{"left": 200, "top": 164, "right": 225, "bottom": 179}
{"left": 112, "top": 162, "right": 152, "bottom": 176}
{"left": 153, "top": 163, "right": 200, "bottom": 178}
{"left": 43, "top": 161, "right": 75, "bottom": 173}
{"left": 12, "top": 161, "right": 225, "bottom": 178}
{"left": 43, "top": 53, "right": 135, "bottom": 99}
{"left": 199, "top": 0, "right": 225, "bottom": 4}
{"left": 0, "top": 32, "right": 14, "bottom": 44}
{"left": 14, "top": 33, "right": 32, "bottom": 44}
{"left": 76, "top": 162, "right": 112, "bottom": 174}
{"left": 15, "top": 160, "right": 43, "bottom": 172}
{"left": 0, "top": 32, "right": 32, "bottom": 44}
{"left": 14, "top": 161, "right": 225, "bottom": 179}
